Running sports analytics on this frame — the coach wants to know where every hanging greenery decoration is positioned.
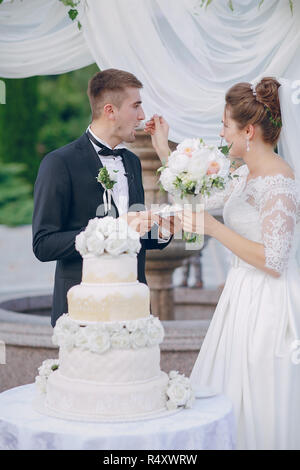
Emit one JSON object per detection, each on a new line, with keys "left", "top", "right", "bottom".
{"left": 199, "top": 0, "right": 294, "bottom": 14}
{"left": 58, "top": 0, "right": 82, "bottom": 29}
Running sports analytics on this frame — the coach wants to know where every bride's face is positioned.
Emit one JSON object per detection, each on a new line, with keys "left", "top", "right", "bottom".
{"left": 220, "top": 107, "right": 247, "bottom": 158}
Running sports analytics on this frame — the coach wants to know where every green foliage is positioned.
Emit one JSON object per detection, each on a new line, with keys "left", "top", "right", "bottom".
{"left": 37, "top": 63, "right": 98, "bottom": 158}
{"left": 0, "top": 63, "right": 98, "bottom": 226}
{"left": 200, "top": 0, "right": 294, "bottom": 13}
{"left": 0, "top": 76, "right": 40, "bottom": 186}
{"left": 0, "top": 163, "right": 34, "bottom": 226}
{"left": 58, "top": 0, "right": 81, "bottom": 29}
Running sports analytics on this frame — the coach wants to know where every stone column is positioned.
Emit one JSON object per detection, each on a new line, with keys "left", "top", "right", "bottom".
{"left": 128, "top": 131, "right": 196, "bottom": 320}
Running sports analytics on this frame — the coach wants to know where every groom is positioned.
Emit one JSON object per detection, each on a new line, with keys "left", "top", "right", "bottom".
{"left": 32, "top": 68, "right": 173, "bottom": 327}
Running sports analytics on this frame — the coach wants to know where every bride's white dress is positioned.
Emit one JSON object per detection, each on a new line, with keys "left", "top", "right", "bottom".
{"left": 190, "top": 164, "right": 300, "bottom": 450}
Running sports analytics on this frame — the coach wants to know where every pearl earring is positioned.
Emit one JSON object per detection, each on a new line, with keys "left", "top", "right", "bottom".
{"left": 246, "top": 137, "right": 250, "bottom": 152}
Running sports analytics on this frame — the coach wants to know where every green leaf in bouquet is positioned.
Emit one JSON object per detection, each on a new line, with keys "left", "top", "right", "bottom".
{"left": 219, "top": 143, "right": 232, "bottom": 156}
{"left": 158, "top": 182, "right": 166, "bottom": 193}
{"left": 157, "top": 165, "right": 166, "bottom": 174}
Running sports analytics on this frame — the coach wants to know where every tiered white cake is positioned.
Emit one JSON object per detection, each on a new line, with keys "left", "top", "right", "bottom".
{"left": 35, "top": 217, "right": 194, "bottom": 422}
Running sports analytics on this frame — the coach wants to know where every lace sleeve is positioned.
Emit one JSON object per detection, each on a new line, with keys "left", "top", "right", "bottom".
{"left": 259, "top": 178, "right": 298, "bottom": 275}
{"left": 203, "top": 164, "right": 247, "bottom": 210}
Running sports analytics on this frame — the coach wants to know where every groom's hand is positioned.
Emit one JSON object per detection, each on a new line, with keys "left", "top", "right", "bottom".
{"left": 121, "top": 211, "right": 158, "bottom": 237}
{"left": 157, "top": 214, "right": 182, "bottom": 238}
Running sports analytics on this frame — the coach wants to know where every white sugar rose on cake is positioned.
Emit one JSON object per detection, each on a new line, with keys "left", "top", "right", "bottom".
{"left": 34, "top": 216, "right": 194, "bottom": 422}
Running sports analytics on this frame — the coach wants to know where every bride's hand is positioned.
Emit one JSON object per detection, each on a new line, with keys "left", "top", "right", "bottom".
{"left": 144, "top": 114, "right": 171, "bottom": 163}
{"left": 178, "top": 208, "right": 216, "bottom": 237}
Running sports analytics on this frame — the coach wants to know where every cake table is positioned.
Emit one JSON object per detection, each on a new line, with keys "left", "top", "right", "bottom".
{"left": 0, "top": 384, "right": 236, "bottom": 450}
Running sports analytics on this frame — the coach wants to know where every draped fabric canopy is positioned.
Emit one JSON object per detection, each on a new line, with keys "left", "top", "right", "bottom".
{"left": 0, "top": 0, "right": 300, "bottom": 146}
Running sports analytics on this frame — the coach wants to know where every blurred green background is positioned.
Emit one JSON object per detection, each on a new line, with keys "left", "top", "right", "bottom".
{"left": 0, "top": 63, "right": 99, "bottom": 226}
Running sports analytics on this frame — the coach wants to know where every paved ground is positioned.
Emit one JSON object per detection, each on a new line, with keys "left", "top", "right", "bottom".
{"left": 0, "top": 225, "right": 231, "bottom": 295}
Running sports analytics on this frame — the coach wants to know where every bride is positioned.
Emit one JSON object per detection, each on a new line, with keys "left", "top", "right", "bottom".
{"left": 145, "top": 77, "right": 300, "bottom": 450}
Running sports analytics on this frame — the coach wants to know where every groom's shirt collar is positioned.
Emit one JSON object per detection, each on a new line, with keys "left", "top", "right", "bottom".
{"left": 87, "top": 126, "right": 126, "bottom": 155}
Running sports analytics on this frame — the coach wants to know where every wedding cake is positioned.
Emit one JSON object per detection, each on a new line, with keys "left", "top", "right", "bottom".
{"left": 35, "top": 216, "right": 194, "bottom": 422}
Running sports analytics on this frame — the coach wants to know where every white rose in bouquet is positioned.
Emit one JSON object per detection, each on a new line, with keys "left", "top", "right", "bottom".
{"left": 177, "top": 138, "right": 201, "bottom": 155}
{"left": 187, "top": 148, "right": 211, "bottom": 178}
{"left": 158, "top": 137, "right": 232, "bottom": 244}
{"left": 168, "top": 151, "right": 190, "bottom": 175}
{"left": 159, "top": 167, "right": 176, "bottom": 194}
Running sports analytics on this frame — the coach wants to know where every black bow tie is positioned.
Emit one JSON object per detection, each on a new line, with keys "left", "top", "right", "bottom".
{"left": 87, "top": 129, "right": 126, "bottom": 157}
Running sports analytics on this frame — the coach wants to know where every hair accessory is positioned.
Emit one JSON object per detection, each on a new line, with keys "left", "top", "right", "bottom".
{"left": 266, "top": 108, "right": 282, "bottom": 128}
{"left": 250, "top": 84, "right": 257, "bottom": 97}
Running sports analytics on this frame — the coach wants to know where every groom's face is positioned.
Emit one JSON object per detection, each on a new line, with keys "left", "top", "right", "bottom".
{"left": 114, "top": 87, "right": 145, "bottom": 143}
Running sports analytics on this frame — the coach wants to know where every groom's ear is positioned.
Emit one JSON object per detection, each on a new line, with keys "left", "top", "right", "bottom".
{"left": 103, "top": 103, "right": 115, "bottom": 120}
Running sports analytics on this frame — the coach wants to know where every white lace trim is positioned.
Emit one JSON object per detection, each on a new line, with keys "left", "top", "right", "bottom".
{"left": 249, "top": 176, "right": 299, "bottom": 274}
{"left": 204, "top": 164, "right": 247, "bottom": 210}
{"left": 231, "top": 171, "right": 300, "bottom": 274}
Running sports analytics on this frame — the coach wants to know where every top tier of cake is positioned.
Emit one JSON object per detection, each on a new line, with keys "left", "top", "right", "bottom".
{"left": 68, "top": 217, "right": 148, "bottom": 322}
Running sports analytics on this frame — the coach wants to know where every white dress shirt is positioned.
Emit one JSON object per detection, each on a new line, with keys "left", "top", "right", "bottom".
{"left": 87, "top": 126, "right": 170, "bottom": 241}
{"left": 87, "top": 126, "right": 129, "bottom": 216}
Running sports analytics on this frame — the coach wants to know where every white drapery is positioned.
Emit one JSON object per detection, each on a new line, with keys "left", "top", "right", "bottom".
{"left": 0, "top": 0, "right": 300, "bottom": 145}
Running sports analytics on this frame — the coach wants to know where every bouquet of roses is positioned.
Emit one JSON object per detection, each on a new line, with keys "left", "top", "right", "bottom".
{"left": 158, "top": 138, "right": 232, "bottom": 242}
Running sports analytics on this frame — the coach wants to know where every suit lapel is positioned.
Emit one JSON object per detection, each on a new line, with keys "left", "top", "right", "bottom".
{"left": 121, "top": 151, "right": 140, "bottom": 207}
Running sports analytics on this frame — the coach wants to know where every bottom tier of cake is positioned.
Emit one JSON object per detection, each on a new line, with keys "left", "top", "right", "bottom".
{"left": 44, "top": 370, "right": 170, "bottom": 421}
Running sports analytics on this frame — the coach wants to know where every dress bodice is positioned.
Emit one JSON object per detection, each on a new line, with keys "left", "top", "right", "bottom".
{"left": 204, "top": 164, "right": 300, "bottom": 274}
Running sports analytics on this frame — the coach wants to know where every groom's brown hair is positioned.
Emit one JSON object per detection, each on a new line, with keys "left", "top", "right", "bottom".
{"left": 88, "top": 68, "right": 143, "bottom": 120}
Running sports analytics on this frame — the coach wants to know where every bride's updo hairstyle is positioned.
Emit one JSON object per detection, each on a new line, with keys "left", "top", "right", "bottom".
{"left": 225, "top": 77, "right": 282, "bottom": 146}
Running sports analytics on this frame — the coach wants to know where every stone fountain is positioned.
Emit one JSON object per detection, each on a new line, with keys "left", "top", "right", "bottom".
{"left": 128, "top": 131, "right": 201, "bottom": 320}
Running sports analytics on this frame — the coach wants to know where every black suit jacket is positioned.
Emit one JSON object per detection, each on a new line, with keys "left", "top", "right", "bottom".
{"left": 32, "top": 132, "right": 171, "bottom": 326}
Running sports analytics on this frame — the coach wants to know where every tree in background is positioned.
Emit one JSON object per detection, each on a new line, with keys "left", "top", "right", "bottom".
{"left": 0, "top": 163, "right": 34, "bottom": 226}
{"left": 0, "top": 76, "right": 40, "bottom": 187}
{"left": 37, "top": 63, "right": 98, "bottom": 159}
{"left": 0, "top": 63, "right": 99, "bottom": 226}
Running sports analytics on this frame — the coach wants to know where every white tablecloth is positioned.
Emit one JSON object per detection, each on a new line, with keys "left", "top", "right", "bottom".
{"left": 0, "top": 384, "right": 236, "bottom": 450}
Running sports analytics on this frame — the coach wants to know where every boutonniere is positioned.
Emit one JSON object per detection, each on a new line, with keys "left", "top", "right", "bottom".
{"left": 96, "top": 167, "right": 118, "bottom": 214}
